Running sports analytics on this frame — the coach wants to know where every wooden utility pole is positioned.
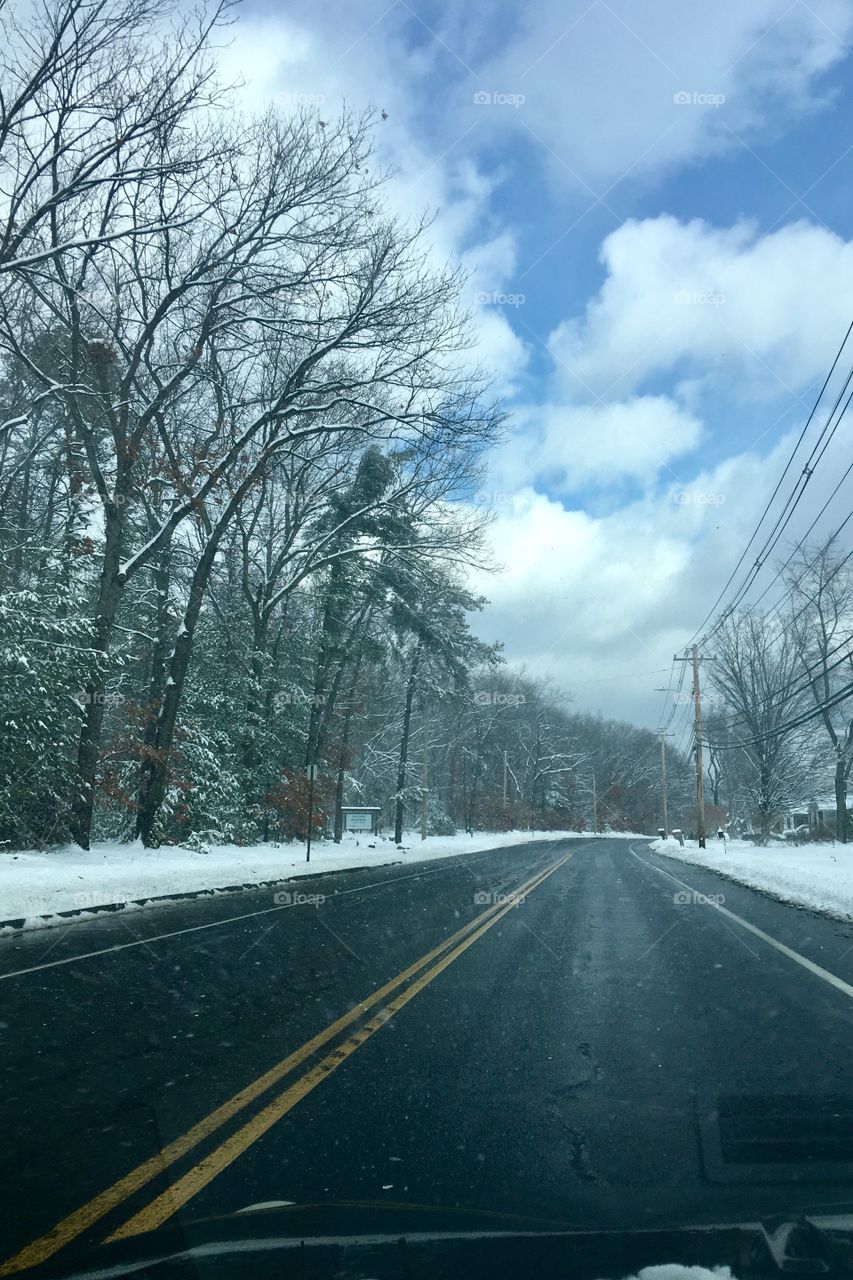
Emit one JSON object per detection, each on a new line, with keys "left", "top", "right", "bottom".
{"left": 675, "top": 646, "right": 708, "bottom": 848}
{"left": 421, "top": 751, "right": 428, "bottom": 841}
{"left": 692, "top": 645, "right": 706, "bottom": 848}
{"left": 656, "top": 730, "right": 674, "bottom": 835}
{"left": 305, "top": 763, "right": 318, "bottom": 862}
{"left": 502, "top": 750, "right": 508, "bottom": 810}
{"left": 591, "top": 771, "right": 597, "bottom": 833}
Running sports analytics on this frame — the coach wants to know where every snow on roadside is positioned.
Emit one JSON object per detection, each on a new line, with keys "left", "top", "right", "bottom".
{"left": 0, "top": 829, "right": 638, "bottom": 933}
{"left": 649, "top": 835, "right": 853, "bottom": 922}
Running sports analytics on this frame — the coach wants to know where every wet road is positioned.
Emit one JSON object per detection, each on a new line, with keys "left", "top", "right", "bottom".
{"left": 4, "top": 837, "right": 853, "bottom": 1275}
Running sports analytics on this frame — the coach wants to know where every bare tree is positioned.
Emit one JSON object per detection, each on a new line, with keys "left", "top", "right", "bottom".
{"left": 709, "top": 610, "right": 812, "bottom": 842}
{"left": 0, "top": 0, "right": 229, "bottom": 277}
{"left": 785, "top": 541, "right": 853, "bottom": 840}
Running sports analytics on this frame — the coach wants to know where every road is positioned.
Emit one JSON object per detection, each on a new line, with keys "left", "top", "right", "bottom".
{"left": 4, "top": 836, "right": 853, "bottom": 1275}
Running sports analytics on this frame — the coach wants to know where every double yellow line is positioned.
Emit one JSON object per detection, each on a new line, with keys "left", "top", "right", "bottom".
{"left": 1, "top": 850, "right": 572, "bottom": 1276}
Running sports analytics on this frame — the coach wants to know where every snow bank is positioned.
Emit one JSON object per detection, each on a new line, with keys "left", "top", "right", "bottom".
{"left": 649, "top": 836, "right": 853, "bottom": 921}
{"left": 621, "top": 1269, "right": 735, "bottom": 1280}
{"left": 0, "top": 829, "right": 633, "bottom": 932}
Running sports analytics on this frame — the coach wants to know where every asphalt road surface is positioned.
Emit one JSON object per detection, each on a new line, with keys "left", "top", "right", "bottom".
{"left": 4, "top": 836, "right": 853, "bottom": 1276}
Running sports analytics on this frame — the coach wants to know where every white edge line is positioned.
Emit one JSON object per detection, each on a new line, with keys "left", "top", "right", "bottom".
{"left": 629, "top": 843, "right": 853, "bottom": 1001}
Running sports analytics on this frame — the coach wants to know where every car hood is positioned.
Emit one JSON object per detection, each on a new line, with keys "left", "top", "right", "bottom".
{"left": 29, "top": 1201, "right": 853, "bottom": 1280}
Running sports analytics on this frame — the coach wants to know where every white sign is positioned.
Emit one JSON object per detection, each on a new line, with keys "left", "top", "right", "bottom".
{"left": 345, "top": 812, "right": 373, "bottom": 830}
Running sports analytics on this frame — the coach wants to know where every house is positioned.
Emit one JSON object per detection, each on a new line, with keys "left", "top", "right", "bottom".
{"left": 782, "top": 797, "right": 841, "bottom": 839}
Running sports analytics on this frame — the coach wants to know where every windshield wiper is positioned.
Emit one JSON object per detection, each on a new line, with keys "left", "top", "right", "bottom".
{"left": 761, "top": 1214, "right": 853, "bottom": 1274}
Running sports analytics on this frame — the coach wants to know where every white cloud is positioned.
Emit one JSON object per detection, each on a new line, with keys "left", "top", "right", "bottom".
{"left": 230, "top": 0, "right": 852, "bottom": 194}
{"left": 493, "top": 395, "right": 703, "bottom": 491}
{"left": 215, "top": 3, "right": 853, "bottom": 729}
{"left": 476, "top": 0, "right": 853, "bottom": 186}
{"left": 473, "top": 414, "right": 853, "bottom": 726}
{"left": 549, "top": 216, "right": 853, "bottom": 401}
{"left": 217, "top": 11, "right": 529, "bottom": 392}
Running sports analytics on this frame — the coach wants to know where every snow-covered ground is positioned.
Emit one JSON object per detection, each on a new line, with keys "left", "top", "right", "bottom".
{"left": 649, "top": 835, "right": 853, "bottom": 922}
{"left": 0, "top": 828, "right": 642, "bottom": 933}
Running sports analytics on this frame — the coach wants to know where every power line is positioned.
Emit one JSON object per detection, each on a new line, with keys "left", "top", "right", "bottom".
{"left": 733, "top": 428, "right": 853, "bottom": 633}
{"left": 707, "top": 676, "right": 853, "bottom": 752}
{"left": 760, "top": 513, "right": 853, "bottom": 639}
{"left": 701, "top": 377, "right": 853, "bottom": 644}
{"left": 655, "top": 658, "right": 677, "bottom": 730}
{"left": 571, "top": 665, "right": 670, "bottom": 687}
{"left": 654, "top": 666, "right": 676, "bottom": 732}
{"left": 702, "top": 544, "right": 853, "bottom": 736}
{"left": 718, "top": 629, "right": 853, "bottom": 734}
{"left": 689, "top": 318, "right": 853, "bottom": 646}
{"left": 659, "top": 658, "right": 688, "bottom": 732}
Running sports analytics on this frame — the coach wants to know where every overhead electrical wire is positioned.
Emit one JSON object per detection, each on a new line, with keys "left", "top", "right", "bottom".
{"left": 686, "top": 318, "right": 853, "bottom": 648}
{"left": 713, "top": 635, "right": 853, "bottom": 736}
{"left": 658, "top": 658, "right": 687, "bottom": 732}
{"left": 707, "top": 676, "right": 853, "bottom": 752}
{"left": 700, "top": 375, "right": 853, "bottom": 645}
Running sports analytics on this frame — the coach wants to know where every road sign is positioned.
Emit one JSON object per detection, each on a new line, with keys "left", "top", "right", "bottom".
{"left": 345, "top": 811, "right": 373, "bottom": 830}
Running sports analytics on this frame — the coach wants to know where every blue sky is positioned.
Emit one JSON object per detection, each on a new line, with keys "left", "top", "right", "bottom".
{"left": 228, "top": 0, "right": 853, "bottom": 732}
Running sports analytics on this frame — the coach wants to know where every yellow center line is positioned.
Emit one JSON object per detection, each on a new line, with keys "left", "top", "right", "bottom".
{"left": 0, "top": 851, "right": 571, "bottom": 1277}
{"left": 107, "top": 852, "right": 573, "bottom": 1241}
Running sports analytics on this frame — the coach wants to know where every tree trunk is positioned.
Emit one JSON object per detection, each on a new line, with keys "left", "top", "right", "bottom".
{"left": 136, "top": 542, "right": 174, "bottom": 832}
{"left": 334, "top": 656, "right": 363, "bottom": 843}
{"left": 834, "top": 755, "right": 849, "bottom": 842}
{"left": 244, "top": 617, "right": 269, "bottom": 764}
{"left": 70, "top": 494, "right": 128, "bottom": 848}
{"left": 394, "top": 640, "right": 423, "bottom": 843}
{"left": 136, "top": 471, "right": 265, "bottom": 844}
{"left": 757, "top": 758, "right": 773, "bottom": 844}
{"left": 135, "top": 533, "right": 223, "bottom": 844}
{"left": 308, "top": 657, "right": 347, "bottom": 767}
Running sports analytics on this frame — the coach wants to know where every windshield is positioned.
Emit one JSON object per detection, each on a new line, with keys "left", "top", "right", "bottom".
{"left": 3, "top": 1, "right": 853, "bottom": 1277}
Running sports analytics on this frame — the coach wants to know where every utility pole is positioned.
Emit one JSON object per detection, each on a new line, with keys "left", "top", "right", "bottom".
{"left": 691, "top": 644, "right": 706, "bottom": 849}
{"left": 305, "top": 763, "right": 318, "bottom": 862}
{"left": 502, "top": 750, "right": 508, "bottom": 811}
{"left": 656, "top": 730, "right": 674, "bottom": 835}
{"left": 674, "top": 646, "right": 708, "bottom": 848}
{"left": 421, "top": 751, "right": 428, "bottom": 841}
{"left": 591, "top": 771, "right": 597, "bottom": 833}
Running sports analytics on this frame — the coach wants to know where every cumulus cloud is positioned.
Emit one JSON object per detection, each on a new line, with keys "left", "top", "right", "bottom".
{"left": 214, "top": 2, "right": 853, "bottom": 727}
{"left": 549, "top": 216, "right": 853, "bottom": 401}
{"left": 475, "top": 0, "right": 852, "bottom": 186}
{"left": 218, "top": 10, "right": 530, "bottom": 392}
{"left": 226, "top": 0, "right": 853, "bottom": 192}
{"left": 482, "top": 203, "right": 853, "bottom": 500}
{"left": 473, "top": 415, "right": 853, "bottom": 726}
{"left": 493, "top": 395, "right": 703, "bottom": 491}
